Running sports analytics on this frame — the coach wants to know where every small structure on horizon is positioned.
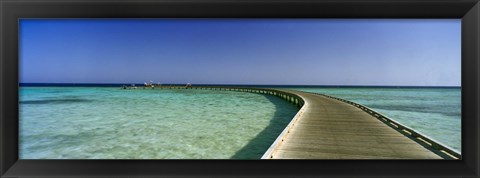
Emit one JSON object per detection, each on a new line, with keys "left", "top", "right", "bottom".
{"left": 143, "top": 81, "right": 156, "bottom": 89}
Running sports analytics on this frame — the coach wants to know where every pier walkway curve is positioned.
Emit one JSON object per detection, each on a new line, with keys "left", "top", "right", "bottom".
{"left": 261, "top": 89, "right": 459, "bottom": 159}
{"left": 130, "top": 86, "right": 461, "bottom": 159}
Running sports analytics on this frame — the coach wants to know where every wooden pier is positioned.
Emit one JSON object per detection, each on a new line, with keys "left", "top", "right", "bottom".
{"left": 124, "top": 86, "right": 461, "bottom": 159}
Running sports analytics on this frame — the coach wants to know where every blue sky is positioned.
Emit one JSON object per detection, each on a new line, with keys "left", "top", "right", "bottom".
{"left": 19, "top": 19, "right": 461, "bottom": 86}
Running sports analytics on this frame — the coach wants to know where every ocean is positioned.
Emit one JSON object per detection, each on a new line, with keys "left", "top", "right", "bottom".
{"left": 19, "top": 85, "right": 461, "bottom": 159}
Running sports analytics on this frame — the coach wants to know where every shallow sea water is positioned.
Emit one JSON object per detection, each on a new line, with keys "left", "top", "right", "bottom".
{"left": 19, "top": 86, "right": 461, "bottom": 159}
{"left": 289, "top": 87, "right": 461, "bottom": 152}
{"left": 19, "top": 87, "right": 298, "bottom": 159}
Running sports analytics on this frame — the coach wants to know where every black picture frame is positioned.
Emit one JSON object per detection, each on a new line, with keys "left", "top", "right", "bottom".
{"left": 1, "top": 0, "right": 479, "bottom": 177}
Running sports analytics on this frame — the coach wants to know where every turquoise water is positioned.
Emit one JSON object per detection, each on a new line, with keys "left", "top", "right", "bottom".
{"left": 289, "top": 87, "right": 461, "bottom": 152}
{"left": 19, "top": 86, "right": 462, "bottom": 159}
{"left": 19, "top": 87, "right": 298, "bottom": 159}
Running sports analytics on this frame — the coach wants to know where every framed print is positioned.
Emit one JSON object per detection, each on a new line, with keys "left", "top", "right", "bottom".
{"left": 1, "top": 0, "right": 479, "bottom": 177}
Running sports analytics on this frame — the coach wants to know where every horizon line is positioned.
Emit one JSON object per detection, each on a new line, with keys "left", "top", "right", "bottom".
{"left": 19, "top": 82, "right": 461, "bottom": 88}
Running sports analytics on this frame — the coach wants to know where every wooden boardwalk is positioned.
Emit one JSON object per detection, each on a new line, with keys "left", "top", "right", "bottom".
{"left": 123, "top": 86, "right": 459, "bottom": 159}
{"left": 266, "top": 90, "right": 443, "bottom": 159}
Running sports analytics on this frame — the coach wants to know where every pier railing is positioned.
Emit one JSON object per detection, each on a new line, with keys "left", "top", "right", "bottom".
{"left": 309, "top": 92, "right": 461, "bottom": 160}
{"left": 191, "top": 86, "right": 305, "bottom": 108}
